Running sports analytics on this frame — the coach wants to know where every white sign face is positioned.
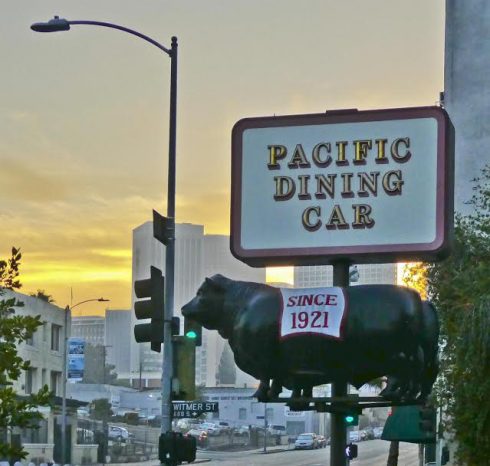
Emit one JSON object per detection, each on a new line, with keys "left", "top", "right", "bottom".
{"left": 280, "top": 287, "right": 346, "bottom": 340}
{"left": 231, "top": 107, "right": 453, "bottom": 266}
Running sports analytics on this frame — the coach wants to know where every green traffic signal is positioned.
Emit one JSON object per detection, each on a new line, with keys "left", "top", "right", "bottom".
{"left": 185, "top": 330, "right": 197, "bottom": 339}
{"left": 344, "top": 413, "right": 359, "bottom": 426}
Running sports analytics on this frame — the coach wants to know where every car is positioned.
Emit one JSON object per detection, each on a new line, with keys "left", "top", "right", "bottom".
{"left": 108, "top": 425, "right": 130, "bottom": 442}
{"left": 234, "top": 425, "right": 250, "bottom": 436}
{"left": 218, "top": 421, "right": 232, "bottom": 433}
{"left": 185, "top": 429, "right": 208, "bottom": 448}
{"left": 199, "top": 422, "right": 221, "bottom": 435}
{"left": 348, "top": 430, "right": 361, "bottom": 442}
{"left": 373, "top": 427, "right": 384, "bottom": 439}
{"left": 316, "top": 435, "right": 327, "bottom": 448}
{"left": 294, "top": 433, "right": 319, "bottom": 450}
{"left": 268, "top": 425, "right": 286, "bottom": 436}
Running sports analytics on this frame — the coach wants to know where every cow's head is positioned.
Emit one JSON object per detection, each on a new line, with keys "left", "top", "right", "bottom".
{"left": 182, "top": 274, "right": 230, "bottom": 333}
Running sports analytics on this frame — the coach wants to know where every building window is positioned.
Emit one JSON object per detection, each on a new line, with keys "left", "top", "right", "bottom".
{"left": 50, "top": 371, "right": 61, "bottom": 395}
{"left": 51, "top": 324, "right": 61, "bottom": 351}
{"left": 239, "top": 408, "right": 247, "bottom": 420}
{"left": 25, "top": 368, "right": 36, "bottom": 394}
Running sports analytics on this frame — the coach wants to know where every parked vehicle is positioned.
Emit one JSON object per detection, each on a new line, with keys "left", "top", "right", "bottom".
{"left": 218, "top": 421, "right": 232, "bottom": 433}
{"left": 234, "top": 425, "right": 250, "bottom": 436}
{"left": 199, "top": 422, "right": 220, "bottom": 435}
{"left": 185, "top": 429, "right": 208, "bottom": 448}
{"left": 316, "top": 435, "right": 327, "bottom": 448}
{"left": 268, "top": 425, "right": 286, "bottom": 436}
{"left": 108, "top": 425, "right": 130, "bottom": 442}
{"left": 294, "top": 433, "right": 319, "bottom": 450}
{"left": 348, "top": 430, "right": 361, "bottom": 442}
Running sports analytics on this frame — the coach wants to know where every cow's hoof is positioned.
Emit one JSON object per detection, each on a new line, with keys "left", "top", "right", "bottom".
{"left": 379, "top": 387, "right": 401, "bottom": 401}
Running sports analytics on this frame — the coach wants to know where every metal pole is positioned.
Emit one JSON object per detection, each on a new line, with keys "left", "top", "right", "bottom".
{"left": 161, "top": 36, "right": 178, "bottom": 448}
{"left": 330, "top": 260, "right": 350, "bottom": 466}
{"left": 263, "top": 403, "right": 267, "bottom": 453}
{"left": 61, "top": 305, "right": 70, "bottom": 465}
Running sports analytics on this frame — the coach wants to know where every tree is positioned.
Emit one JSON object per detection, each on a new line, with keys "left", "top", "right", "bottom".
{"left": 90, "top": 398, "right": 113, "bottom": 421}
{"left": 29, "top": 289, "right": 55, "bottom": 303}
{"left": 216, "top": 343, "right": 236, "bottom": 386}
{"left": 424, "top": 165, "right": 490, "bottom": 464}
{"left": 0, "top": 248, "right": 51, "bottom": 460}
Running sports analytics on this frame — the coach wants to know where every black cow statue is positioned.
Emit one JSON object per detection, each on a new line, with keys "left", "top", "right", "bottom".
{"left": 182, "top": 275, "right": 439, "bottom": 402}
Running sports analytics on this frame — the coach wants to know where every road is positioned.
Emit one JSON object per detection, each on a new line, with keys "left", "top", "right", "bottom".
{"left": 196, "top": 440, "right": 419, "bottom": 466}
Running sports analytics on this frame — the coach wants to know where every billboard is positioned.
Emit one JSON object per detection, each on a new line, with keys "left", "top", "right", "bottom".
{"left": 231, "top": 106, "right": 454, "bottom": 266}
{"left": 67, "top": 337, "right": 85, "bottom": 382}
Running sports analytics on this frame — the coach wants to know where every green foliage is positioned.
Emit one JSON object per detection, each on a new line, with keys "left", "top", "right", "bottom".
{"left": 29, "top": 290, "right": 55, "bottom": 303}
{"left": 424, "top": 165, "right": 490, "bottom": 465}
{"left": 0, "top": 248, "right": 52, "bottom": 459}
{"left": 90, "top": 398, "right": 113, "bottom": 421}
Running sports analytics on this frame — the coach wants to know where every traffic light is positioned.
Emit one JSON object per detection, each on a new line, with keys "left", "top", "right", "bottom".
{"left": 343, "top": 411, "right": 359, "bottom": 427}
{"left": 184, "top": 317, "right": 202, "bottom": 346}
{"left": 134, "top": 266, "right": 179, "bottom": 352}
{"left": 345, "top": 442, "right": 358, "bottom": 460}
{"left": 419, "top": 405, "right": 437, "bottom": 438}
{"left": 172, "top": 336, "right": 196, "bottom": 401}
{"left": 159, "top": 432, "right": 196, "bottom": 463}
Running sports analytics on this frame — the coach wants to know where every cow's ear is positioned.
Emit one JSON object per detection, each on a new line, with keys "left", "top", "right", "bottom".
{"left": 205, "top": 274, "right": 229, "bottom": 291}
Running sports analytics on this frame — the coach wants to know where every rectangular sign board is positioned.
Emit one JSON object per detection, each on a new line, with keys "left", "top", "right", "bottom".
{"left": 172, "top": 401, "right": 219, "bottom": 418}
{"left": 231, "top": 106, "right": 454, "bottom": 266}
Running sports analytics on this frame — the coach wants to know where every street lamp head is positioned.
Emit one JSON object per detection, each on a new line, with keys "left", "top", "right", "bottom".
{"left": 31, "top": 16, "right": 70, "bottom": 33}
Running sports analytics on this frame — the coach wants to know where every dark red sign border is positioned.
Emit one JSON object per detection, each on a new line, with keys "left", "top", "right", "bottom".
{"left": 230, "top": 106, "right": 454, "bottom": 267}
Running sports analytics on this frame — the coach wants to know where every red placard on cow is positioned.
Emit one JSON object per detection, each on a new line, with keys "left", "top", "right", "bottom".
{"left": 279, "top": 287, "right": 347, "bottom": 339}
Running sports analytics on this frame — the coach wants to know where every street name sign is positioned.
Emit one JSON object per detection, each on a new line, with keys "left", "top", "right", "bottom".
{"left": 172, "top": 401, "right": 219, "bottom": 418}
{"left": 231, "top": 106, "right": 454, "bottom": 266}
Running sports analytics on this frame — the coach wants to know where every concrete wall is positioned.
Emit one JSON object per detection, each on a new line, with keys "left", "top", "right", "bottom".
{"left": 445, "top": 0, "right": 490, "bottom": 213}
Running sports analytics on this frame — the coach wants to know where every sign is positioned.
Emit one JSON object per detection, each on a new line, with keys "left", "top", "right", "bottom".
{"left": 279, "top": 287, "right": 346, "bottom": 339}
{"left": 172, "top": 401, "right": 219, "bottom": 419}
{"left": 231, "top": 106, "right": 454, "bottom": 266}
{"left": 67, "top": 337, "right": 85, "bottom": 382}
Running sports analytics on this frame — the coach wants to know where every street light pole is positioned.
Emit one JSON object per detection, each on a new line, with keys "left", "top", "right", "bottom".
{"left": 61, "top": 297, "right": 109, "bottom": 465}
{"left": 31, "top": 16, "right": 179, "bottom": 457}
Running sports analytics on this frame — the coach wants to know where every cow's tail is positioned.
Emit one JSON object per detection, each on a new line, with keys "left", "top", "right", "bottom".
{"left": 419, "top": 301, "right": 439, "bottom": 400}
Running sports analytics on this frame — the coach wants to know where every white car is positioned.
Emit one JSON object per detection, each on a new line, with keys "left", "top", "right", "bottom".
{"left": 108, "top": 425, "right": 130, "bottom": 442}
{"left": 348, "top": 430, "right": 361, "bottom": 442}
{"left": 199, "top": 422, "right": 220, "bottom": 435}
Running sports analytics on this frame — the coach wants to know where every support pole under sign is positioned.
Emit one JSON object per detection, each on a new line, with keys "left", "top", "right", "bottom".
{"left": 330, "top": 260, "right": 350, "bottom": 466}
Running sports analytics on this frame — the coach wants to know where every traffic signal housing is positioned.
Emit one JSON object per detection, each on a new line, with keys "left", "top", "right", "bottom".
{"left": 346, "top": 442, "right": 358, "bottom": 460}
{"left": 184, "top": 317, "right": 202, "bottom": 346}
{"left": 343, "top": 411, "right": 359, "bottom": 427}
{"left": 134, "top": 266, "right": 180, "bottom": 352}
{"left": 172, "top": 336, "right": 196, "bottom": 401}
{"left": 419, "top": 405, "right": 437, "bottom": 438}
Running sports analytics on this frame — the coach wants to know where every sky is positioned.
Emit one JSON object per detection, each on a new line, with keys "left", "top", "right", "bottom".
{"left": 0, "top": 0, "right": 445, "bottom": 314}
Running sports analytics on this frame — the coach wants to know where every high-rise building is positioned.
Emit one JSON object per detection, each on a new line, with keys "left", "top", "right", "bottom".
{"left": 105, "top": 309, "right": 132, "bottom": 378}
{"left": 294, "top": 263, "right": 397, "bottom": 288}
{"left": 445, "top": 0, "right": 490, "bottom": 213}
{"left": 130, "top": 223, "right": 265, "bottom": 388}
{"left": 71, "top": 316, "right": 105, "bottom": 346}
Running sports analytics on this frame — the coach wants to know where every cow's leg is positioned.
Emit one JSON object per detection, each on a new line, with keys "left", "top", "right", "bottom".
{"left": 268, "top": 378, "right": 283, "bottom": 400}
{"left": 380, "top": 375, "right": 402, "bottom": 400}
{"left": 302, "top": 386, "right": 313, "bottom": 398}
{"left": 399, "top": 346, "right": 424, "bottom": 400}
{"left": 253, "top": 379, "right": 270, "bottom": 402}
